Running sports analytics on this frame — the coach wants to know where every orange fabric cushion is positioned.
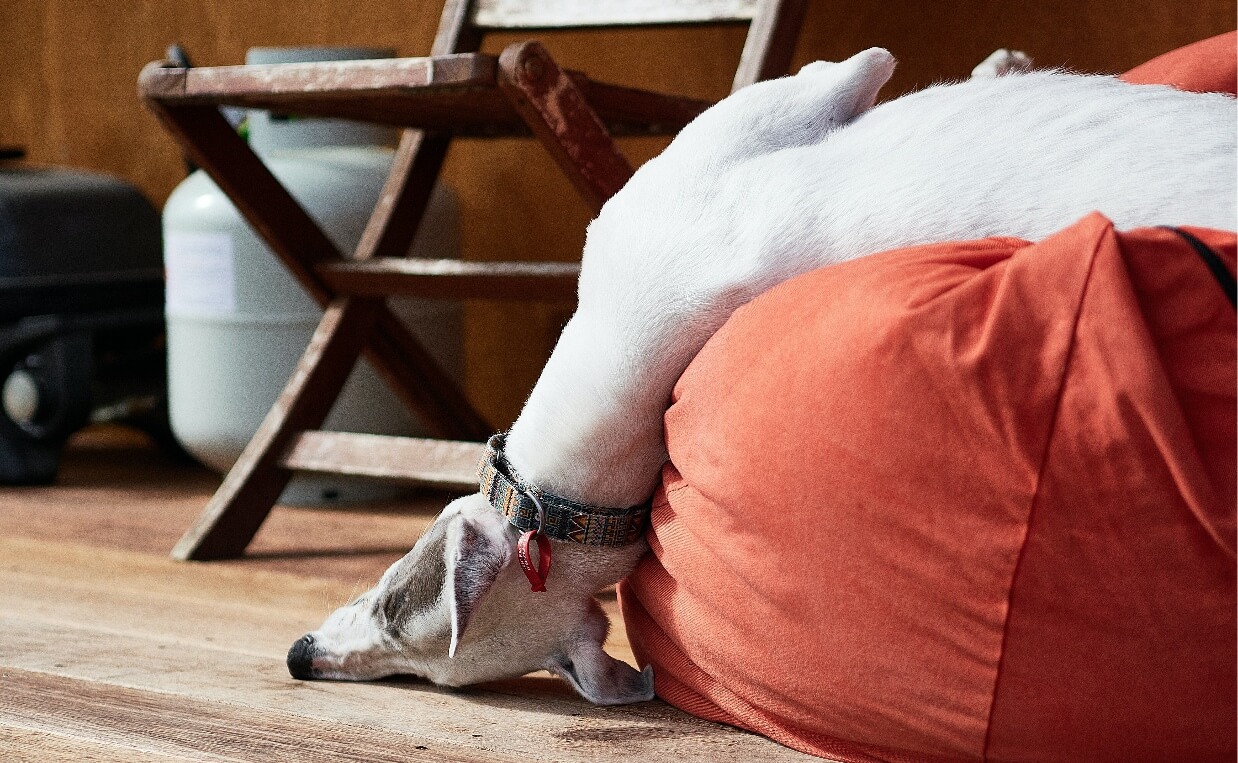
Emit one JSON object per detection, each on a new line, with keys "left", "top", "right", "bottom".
{"left": 619, "top": 214, "right": 1236, "bottom": 761}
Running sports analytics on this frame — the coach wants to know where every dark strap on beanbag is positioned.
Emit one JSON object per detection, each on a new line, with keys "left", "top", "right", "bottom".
{"left": 1166, "top": 226, "right": 1237, "bottom": 308}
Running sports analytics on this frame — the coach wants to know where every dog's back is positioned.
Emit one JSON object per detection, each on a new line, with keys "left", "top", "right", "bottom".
{"left": 723, "top": 72, "right": 1236, "bottom": 283}
{"left": 586, "top": 69, "right": 1236, "bottom": 314}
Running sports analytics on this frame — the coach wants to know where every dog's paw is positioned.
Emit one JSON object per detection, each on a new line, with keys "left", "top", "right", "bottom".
{"left": 971, "top": 48, "right": 1033, "bottom": 78}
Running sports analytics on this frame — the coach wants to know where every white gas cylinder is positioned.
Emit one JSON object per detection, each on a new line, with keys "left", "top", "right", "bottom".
{"left": 163, "top": 47, "right": 463, "bottom": 505}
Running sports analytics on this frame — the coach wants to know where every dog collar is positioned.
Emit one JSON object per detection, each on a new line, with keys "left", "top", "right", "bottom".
{"left": 478, "top": 433, "right": 650, "bottom": 547}
{"left": 478, "top": 434, "right": 650, "bottom": 592}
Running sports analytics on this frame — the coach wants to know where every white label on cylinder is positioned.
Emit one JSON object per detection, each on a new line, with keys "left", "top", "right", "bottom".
{"left": 165, "top": 232, "right": 236, "bottom": 316}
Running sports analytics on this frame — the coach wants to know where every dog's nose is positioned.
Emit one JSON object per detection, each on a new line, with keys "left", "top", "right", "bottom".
{"left": 286, "top": 634, "right": 317, "bottom": 680}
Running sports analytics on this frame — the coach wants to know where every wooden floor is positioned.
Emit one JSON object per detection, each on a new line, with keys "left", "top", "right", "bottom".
{"left": 0, "top": 426, "right": 810, "bottom": 761}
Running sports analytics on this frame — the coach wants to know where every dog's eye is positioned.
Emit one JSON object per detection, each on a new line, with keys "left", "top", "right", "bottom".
{"left": 381, "top": 591, "right": 408, "bottom": 630}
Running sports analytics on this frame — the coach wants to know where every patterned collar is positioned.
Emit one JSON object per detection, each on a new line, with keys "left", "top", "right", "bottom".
{"left": 478, "top": 434, "right": 649, "bottom": 546}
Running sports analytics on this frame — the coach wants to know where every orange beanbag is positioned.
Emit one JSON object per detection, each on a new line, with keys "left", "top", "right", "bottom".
{"left": 618, "top": 36, "right": 1237, "bottom": 762}
{"left": 620, "top": 215, "right": 1236, "bottom": 762}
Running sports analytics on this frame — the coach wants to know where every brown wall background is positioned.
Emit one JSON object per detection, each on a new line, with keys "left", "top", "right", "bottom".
{"left": 1, "top": 1, "right": 1233, "bottom": 429}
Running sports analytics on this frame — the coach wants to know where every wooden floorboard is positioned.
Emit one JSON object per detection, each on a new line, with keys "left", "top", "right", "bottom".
{"left": 0, "top": 726, "right": 194, "bottom": 763}
{"left": 1, "top": 668, "right": 477, "bottom": 763}
{"left": 0, "top": 427, "right": 812, "bottom": 761}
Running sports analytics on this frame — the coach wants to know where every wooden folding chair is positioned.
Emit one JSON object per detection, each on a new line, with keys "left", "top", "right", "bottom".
{"left": 139, "top": 0, "right": 807, "bottom": 561}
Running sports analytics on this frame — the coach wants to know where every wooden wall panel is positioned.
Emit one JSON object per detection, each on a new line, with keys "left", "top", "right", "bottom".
{"left": 0, "top": 0, "right": 1232, "bottom": 428}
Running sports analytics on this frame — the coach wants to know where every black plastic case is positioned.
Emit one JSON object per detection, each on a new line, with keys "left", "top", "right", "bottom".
{"left": 0, "top": 165, "right": 169, "bottom": 483}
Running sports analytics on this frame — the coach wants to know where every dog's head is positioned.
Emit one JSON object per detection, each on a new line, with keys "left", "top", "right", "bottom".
{"left": 286, "top": 492, "right": 653, "bottom": 704}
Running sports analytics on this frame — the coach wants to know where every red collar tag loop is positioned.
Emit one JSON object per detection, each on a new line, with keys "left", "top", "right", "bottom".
{"left": 517, "top": 530, "right": 552, "bottom": 592}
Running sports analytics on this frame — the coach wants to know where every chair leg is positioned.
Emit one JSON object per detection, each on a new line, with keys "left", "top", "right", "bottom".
{"left": 171, "top": 297, "right": 381, "bottom": 560}
{"left": 732, "top": 0, "right": 809, "bottom": 91}
{"left": 148, "top": 98, "right": 493, "bottom": 561}
{"left": 497, "top": 41, "right": 635, "bottom": 214}
{"left": 354, "top": 130, "right": 453, "bottom": 261}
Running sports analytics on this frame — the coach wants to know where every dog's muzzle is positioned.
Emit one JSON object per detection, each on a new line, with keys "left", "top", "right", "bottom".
{"left": 286, "top": 634, "right": 317, "bottom": 680}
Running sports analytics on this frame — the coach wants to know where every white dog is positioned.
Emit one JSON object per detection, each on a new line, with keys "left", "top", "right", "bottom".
{"left": 286, "top": 49, "right": 1236, "bottom": 704}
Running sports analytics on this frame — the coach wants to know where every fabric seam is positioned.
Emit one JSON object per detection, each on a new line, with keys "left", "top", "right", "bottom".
{"left": 978, "top": 224, "right": 1109, "bottom": 760}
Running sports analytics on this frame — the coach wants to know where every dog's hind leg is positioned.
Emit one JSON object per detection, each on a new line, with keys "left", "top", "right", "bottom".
{"left": 658, "top": 48, "right": 897, "bottom": 171}
{"left": 790, "top": 47, "right": 898, "bottom": 128}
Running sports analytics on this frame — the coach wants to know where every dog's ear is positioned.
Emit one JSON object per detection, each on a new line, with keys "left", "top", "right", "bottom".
{"left": 546, "top": 603, "right": 656, "bottom": 705}
{"left": 445, "top": 510, "right": 512, "bottom": 658}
